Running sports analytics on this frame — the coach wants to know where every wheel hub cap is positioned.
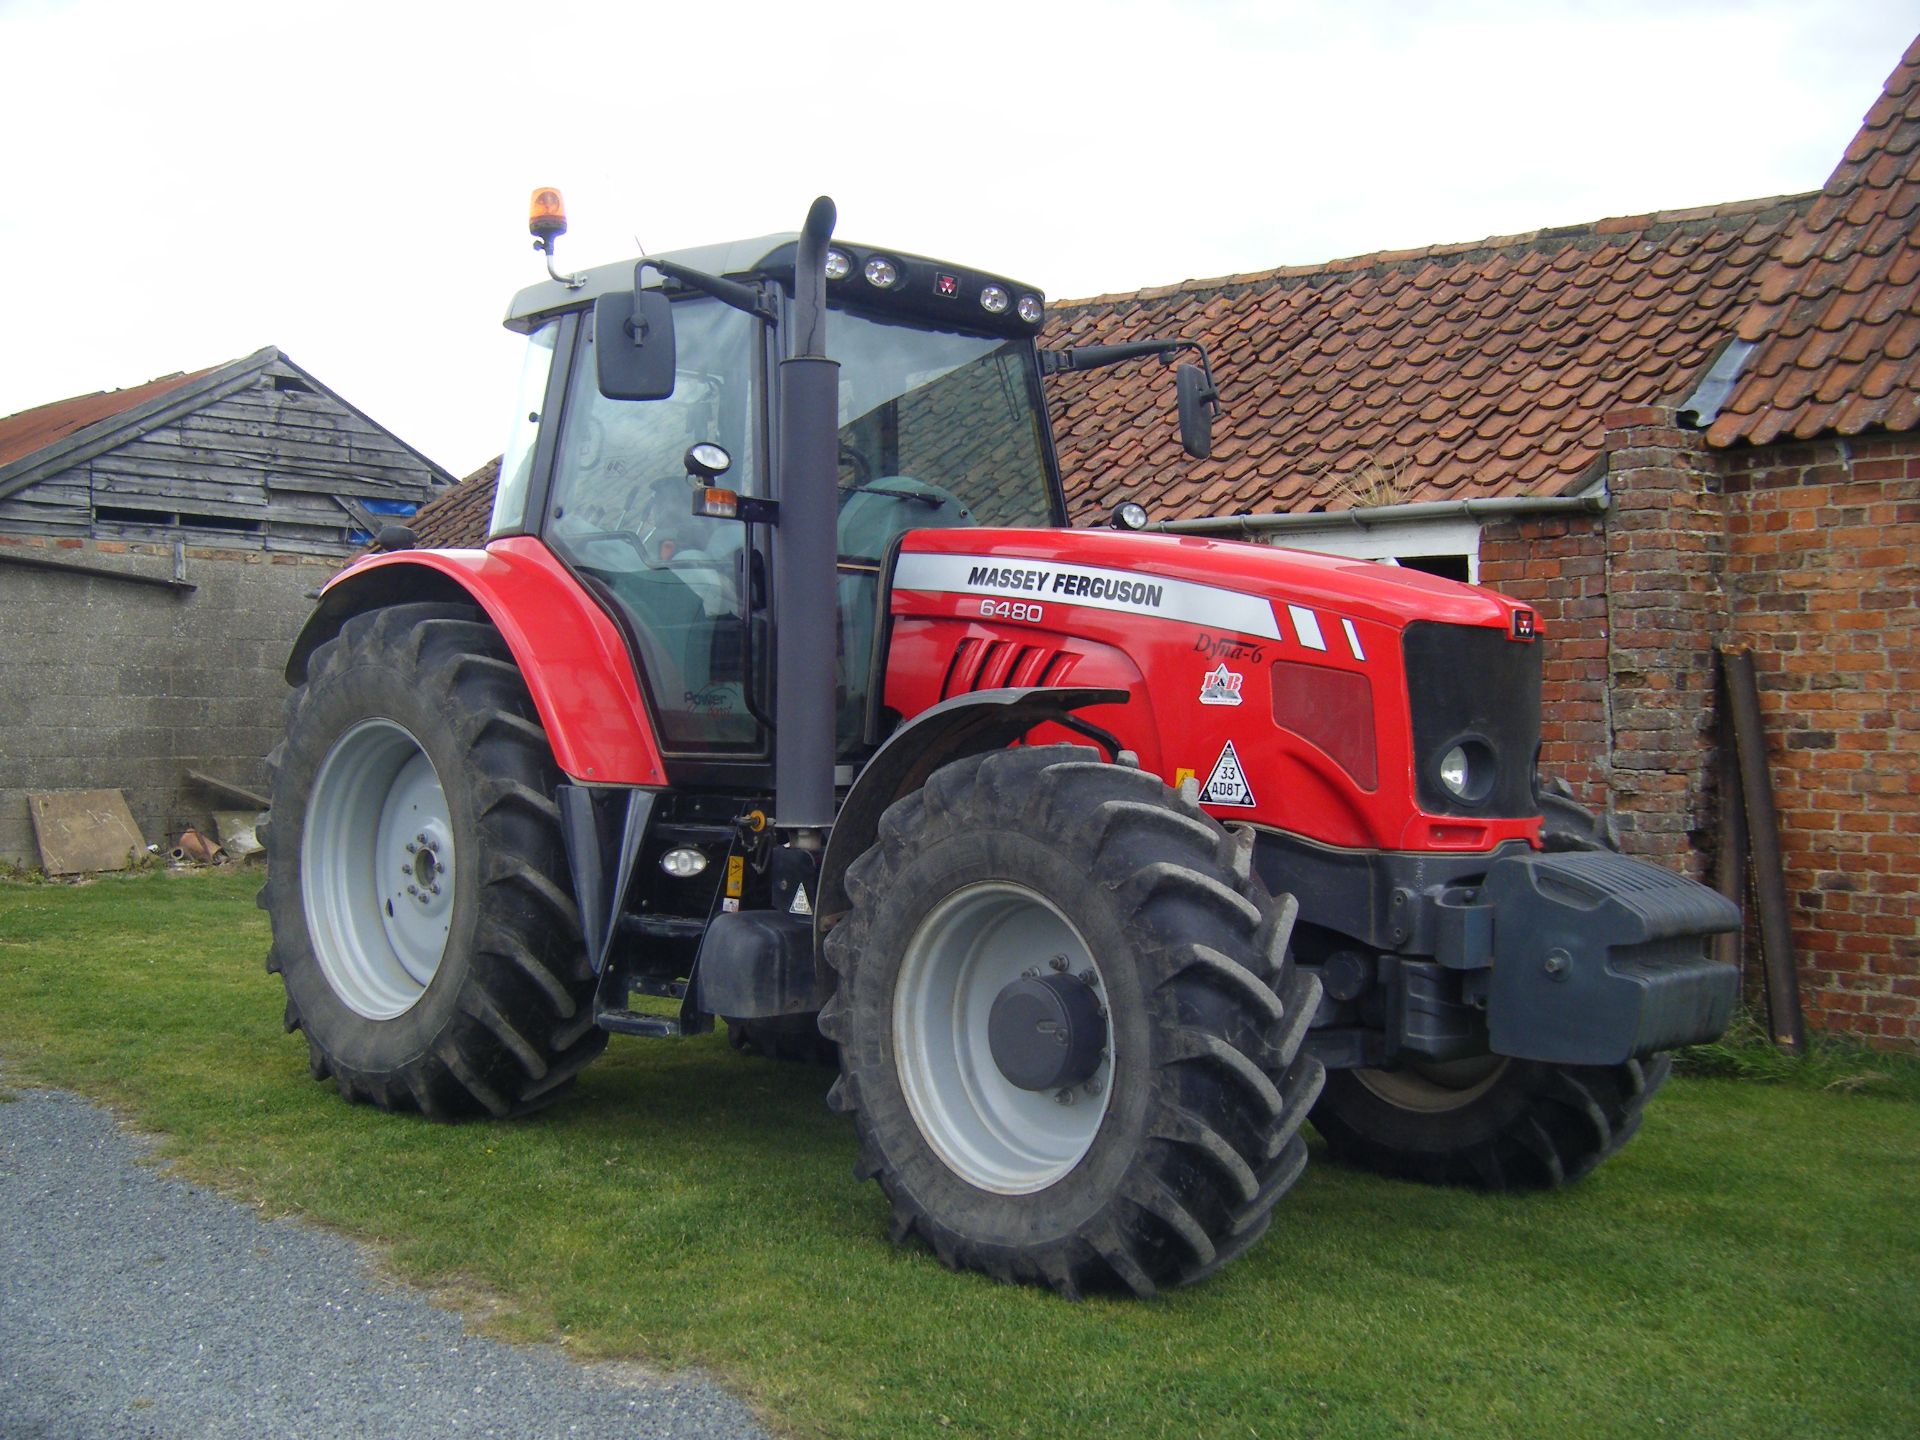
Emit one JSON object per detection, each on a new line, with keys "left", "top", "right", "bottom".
{"left": 988, "top": 973, "right": 1105, "bottom": 1091}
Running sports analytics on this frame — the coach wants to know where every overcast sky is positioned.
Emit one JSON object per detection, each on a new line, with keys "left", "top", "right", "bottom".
{"left": 0, "top": 0, "right": 1913, "bottom": 477}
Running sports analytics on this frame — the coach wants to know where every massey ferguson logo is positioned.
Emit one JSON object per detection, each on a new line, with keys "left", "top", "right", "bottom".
{"left": 1510, "top": 609, "right": 1538, "bottom": 642}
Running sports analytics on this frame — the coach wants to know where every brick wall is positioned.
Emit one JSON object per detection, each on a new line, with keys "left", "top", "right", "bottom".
{"left": 1600, "top": 409, "right": 1726, "bottom": 877}
{"left": 1478, "top": 514, "right": 1610, "bottom": 812}
{"left": 1721, "top": 435, "right": 1920, "bottom": 1049}
{"left": 1481, "top": 407, "right": 1725, "bottom": 878}
{"left": 0, "top": 536, "right": 332, "bottom": 867}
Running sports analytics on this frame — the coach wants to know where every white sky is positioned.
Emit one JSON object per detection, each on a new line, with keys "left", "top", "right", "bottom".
{"left": 1, "top": 0, "right": 1914, "bottom": 477}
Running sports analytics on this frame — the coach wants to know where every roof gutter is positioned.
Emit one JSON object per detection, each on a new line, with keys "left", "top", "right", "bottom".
{"left": 1151, "top": 489, "right": 1610, "bottom": 537}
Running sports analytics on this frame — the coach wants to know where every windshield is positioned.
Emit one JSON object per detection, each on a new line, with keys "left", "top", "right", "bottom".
{"left": 827, "top": 310, "right": 1055, "bottom": 557}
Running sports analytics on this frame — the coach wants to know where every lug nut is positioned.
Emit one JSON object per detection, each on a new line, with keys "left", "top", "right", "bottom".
{"left": 1053, "top": 1088, "right": 1075, "bottom": 1105}
{"left": 1048, "top": 954, "right": 1070, "bottom": 972}
{"left": 405, "top": 842, "right": 417, "bottom": 854}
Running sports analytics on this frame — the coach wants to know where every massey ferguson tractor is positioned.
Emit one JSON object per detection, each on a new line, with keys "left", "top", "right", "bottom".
{"left": 262, "top": 194, "right": 1741, "bottom": 1296}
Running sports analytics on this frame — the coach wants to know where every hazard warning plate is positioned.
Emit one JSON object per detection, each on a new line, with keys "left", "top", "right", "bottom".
{"left": 1199, "top": 740, "right": 1256, "bottom": 808}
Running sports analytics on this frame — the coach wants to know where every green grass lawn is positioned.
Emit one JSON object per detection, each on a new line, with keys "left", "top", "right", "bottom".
{"left": 2, "top": 870, "right": 1916, "bottom": 1440}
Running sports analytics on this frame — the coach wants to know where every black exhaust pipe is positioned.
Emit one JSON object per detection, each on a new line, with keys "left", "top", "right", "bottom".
{"left": 773, "top": 196, "right": 841, "bottom": 831}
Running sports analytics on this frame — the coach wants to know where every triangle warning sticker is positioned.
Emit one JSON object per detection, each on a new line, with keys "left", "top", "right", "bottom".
{"left": 1200, "top": 740, "right": 1257, "bottom": 808}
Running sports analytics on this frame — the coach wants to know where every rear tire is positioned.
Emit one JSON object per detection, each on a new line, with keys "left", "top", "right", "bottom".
{"left": 820, "top": 746, "right": 1323, "bottom": 1296}
{"left": 261, "top": 603, "right": 605, "bottom": 1118}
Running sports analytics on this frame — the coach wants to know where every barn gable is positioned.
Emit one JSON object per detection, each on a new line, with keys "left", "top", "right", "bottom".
{"left": 0, "top": 347, "right": 451, "bottom": 554}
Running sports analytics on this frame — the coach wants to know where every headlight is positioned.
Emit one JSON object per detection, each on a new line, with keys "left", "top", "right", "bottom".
{"left": 1016, "top": 294, "right": 1044, "bottom": 324}
{"left": 824, "top": 247, "right": 853, "bottom": 281}
{"left": 1437, "top": 739, "right": 1495, "bottom": 805}
{"left": 659, "top": 847, "right": 709, "bottom": 878}
{"left": 864, "top": 256, "right": 900, "bottom": 289}
{"left": 980, "top": 284, "right": 1010, "bottom": 314}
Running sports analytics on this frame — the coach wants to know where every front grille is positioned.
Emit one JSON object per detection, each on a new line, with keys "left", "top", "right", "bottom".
{"left": 1402, "top": 621, "right": 1541, "bottom": 817}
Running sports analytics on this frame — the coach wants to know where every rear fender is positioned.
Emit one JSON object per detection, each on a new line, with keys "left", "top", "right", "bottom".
{"left": 815, "top": 686, "right": 1127, "bottom": 945}
{"left": 289, "top": 539, "right": 667, "bottom": 786}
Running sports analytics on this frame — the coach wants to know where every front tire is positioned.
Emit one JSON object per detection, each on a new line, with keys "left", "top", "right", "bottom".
{"left": 820, "top": 746, "right": 1323, "bottom": 1297}
{"left": 261, "top": 603, "right": 605, "bottom": 1118}
{"left": 1312, "top": 780, "right": 1669, "bottom": 1189}
{"left": 1311, "top": 1054, "right": 1672, "bottom": 1189}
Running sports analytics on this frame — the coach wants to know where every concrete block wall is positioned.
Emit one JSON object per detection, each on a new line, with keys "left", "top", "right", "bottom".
{"left": 1721, "top": 435, "right": 1920, "bottom": 1050}
{"left": 0, "top": 536, "right": 332, "bottom": 867}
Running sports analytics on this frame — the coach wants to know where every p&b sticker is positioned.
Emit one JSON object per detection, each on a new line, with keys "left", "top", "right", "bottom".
{"left": 1200, "top": 740, "right": 1256, "bottom": 808}
{"left": 1197, "top": 663, "right": 1245, "bottom": 707}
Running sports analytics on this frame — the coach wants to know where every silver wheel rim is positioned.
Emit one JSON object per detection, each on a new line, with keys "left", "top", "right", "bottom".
{"left": 892, "top": 882, "right": 1112, "bottom": 1195}
{"left": 1354, "top": 1054, "right": 1509, "bottom": 1112}
{"left": 302, "top": 718, "right": 457, "bottom": 1020}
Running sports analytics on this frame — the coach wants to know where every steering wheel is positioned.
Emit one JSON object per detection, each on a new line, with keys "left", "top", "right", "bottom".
{"left": 839, "top": 442, "right": 872, "bottom": 486}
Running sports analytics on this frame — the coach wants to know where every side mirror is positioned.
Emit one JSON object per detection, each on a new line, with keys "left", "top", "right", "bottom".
{"left": 594, "top": 287, "right": 677, "bottom": 401}
{"left": 1176, "top": 362, "right": 1219, "bottom": 460}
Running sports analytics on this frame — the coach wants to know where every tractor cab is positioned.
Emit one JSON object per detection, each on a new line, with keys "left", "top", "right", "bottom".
{"left": 492, "top": 223, "right": 1069, "bottom": 776}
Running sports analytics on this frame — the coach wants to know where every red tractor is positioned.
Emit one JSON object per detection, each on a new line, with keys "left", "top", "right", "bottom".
{"left": 263, "top": 195, "right": 1739, "bottom": 1296}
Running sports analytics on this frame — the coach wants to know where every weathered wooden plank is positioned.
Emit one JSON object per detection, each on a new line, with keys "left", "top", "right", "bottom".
{"left": 264, "top": 473, "right": 439, "bottom": 500}
{"left": 182, "top": 404, "right": 351, "bottom": 437}
{"left": 0, "top": 491, "right": 90, "bottom": 524}
{"left": 92, "top": 468, "right": 268, "bottom": 510}
{"left": 0, "top": 476, "right": 92, "bottom": 508}
{"left": 144, "top": 413, "right": 427, "bottom": 471}
{"left": 205, "top": 389, "right": 405, "bottom": 443}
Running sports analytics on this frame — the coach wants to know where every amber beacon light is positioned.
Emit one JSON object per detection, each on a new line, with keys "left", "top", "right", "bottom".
{"left": 529, "top": 187, "right": 568, "bottom": 242}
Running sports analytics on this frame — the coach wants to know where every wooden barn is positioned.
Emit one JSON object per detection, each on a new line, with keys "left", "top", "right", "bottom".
{"left": 0, "top": 346, "right": 452, "bottom": 868}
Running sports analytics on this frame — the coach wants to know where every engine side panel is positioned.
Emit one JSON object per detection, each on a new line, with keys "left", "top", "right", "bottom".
{"left": 887, "top": 529, "right": 1543, "bottom": 854}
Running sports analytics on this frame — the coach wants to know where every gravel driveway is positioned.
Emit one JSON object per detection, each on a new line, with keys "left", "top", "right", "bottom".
{"left": 0, "top": 1083, "right": 771, "bottom": 1440}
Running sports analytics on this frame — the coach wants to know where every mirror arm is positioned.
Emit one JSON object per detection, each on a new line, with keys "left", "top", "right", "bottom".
{"left": 1040, "top": 338, "right": 1210, "bottom": 376}
{"left": 638, "top": 257, "right": 776, "bottom": 324}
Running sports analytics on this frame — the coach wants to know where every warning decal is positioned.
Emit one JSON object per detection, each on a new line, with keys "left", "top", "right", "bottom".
{"left": 1200, "top": 740, "right": 1257, "bottom": 808}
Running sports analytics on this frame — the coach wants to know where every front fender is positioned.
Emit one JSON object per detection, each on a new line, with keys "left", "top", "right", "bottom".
{"left": 291, "top": 538, "right": 667, "bottom": 786}
{"left": 815, "top": 686, "right": 1128, "bottom": 945}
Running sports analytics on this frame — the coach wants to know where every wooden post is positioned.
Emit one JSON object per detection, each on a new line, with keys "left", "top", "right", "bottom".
{"left": 1719, "top": 644, "right": 1807, "bottom": 1053}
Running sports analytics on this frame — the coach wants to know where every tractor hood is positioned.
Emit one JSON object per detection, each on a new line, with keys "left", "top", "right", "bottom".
{"left": 894, "top": 528, "right": 1531, "bottom": 639}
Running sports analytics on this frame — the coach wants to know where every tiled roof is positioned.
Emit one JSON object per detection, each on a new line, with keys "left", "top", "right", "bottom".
{"left": 1711, "top": 37, "right": 1920, "bottom": 445}
{"left": 1044, "top": 197, "right": 1812, "bottom": 525}
{"left": 407, "top": 456, "right": 498, "bottom": 548}
{"left": 0, "top": 365, "right": 217, "bottom": 469}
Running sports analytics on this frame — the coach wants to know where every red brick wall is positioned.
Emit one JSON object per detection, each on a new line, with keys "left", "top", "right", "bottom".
{"left": 1600, "top": 410, "right": 1726, "bottom": 877}
{"left": 1479, "top": 515, "right": 1610, "bottom": 812}
{"left": 1721, "top": 435, "right": 1920, "bottom": 1050}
